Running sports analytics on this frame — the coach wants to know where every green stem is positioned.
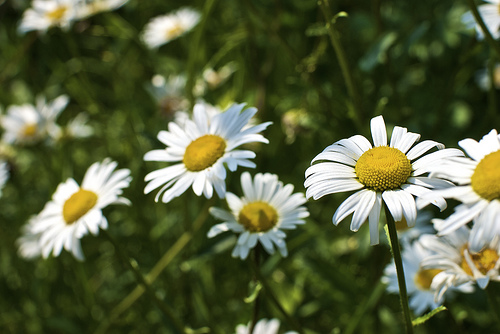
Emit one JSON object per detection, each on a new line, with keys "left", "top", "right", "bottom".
{"left": 465, "top": 0, "right": 500, "bottom": 59}
{"left": 318, "top": 0, "right": 363, "bottom": 125}
{"left": 384, "top": 204, "right": 413, "bottom": 334}
{"left": 486, "top": 281, "right": 500, "bottom": 328}
{"left": 101, "top": 230, "right": 186, "bottom": 334}
{"left": 249, "top": 246, "right": 261, "bottom": 334}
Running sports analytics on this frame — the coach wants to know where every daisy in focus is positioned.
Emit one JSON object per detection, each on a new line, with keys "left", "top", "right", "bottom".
{"left": 462, "top": 0, "right": 500, "bottom": 40}
{"left": 18, "top": 0, "right": 81, "bottom": 34}
{"left": 235, "top": 318, "right": 298, "bottom": 334}
{"left": 141, "top": 7, "right": 201, "bottom": 49}
{"left": 1, "top": 94, "right": 69, "bottom": 145}
{"left": 208, "top": 172, "right": 309, "bottom": 260}
{"left": 26, "top": 159, "right": 132, "bottom": 260}
{"left": 420, "top": 219, "right": 500, "bottom": 300}
{"left": 418, "top": 129, "right": 500, "bottom": 236}
{"left": 304, "top": 115, "right": 462, "bottom": 245}
{"left": 382, "top": 238, "right": 473, "bottom": 315}
{"left": 144, "top": 102, "right": 271, "bottom": 203}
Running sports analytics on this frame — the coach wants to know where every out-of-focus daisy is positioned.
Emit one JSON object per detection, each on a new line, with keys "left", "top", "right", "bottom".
{"left": 0, "top": 161, "right": 9, "bottom": 198}
{"left": 1, "top": 94, "right": 69, "bottom": 145}
{"left": 16, "top": 216, "right": 43, "bottom": 260}
{"left": 235, "top": 318, "right": 298, "bottom": 334}
{"left": 208, "top": 172, "right": 309, "bottom": 259}
{"left": 18, "top": 0, "right": 81, "bottom": 34}
{"left": 462, "top": 0, "right": 500, "bottom": 40}
{"left": 27, "top": 159, "right": 132, "bottom": 260}
{"left": 77, "top": 0, "right": 128, "bottom": 19}
{"left": 475, "top": 63, "right": 500, "bottom": 90}
{"left": 383, "top": 238, "right": 473, "bottom": 315}
{"left": 201, "top": 63, "right": 237, "bottom": 91}
{"left": 419, "top": 129, "right": 500, "bottom": 235}
{"left": 304, "top": 115, "right": 462, "bottom": 245}
{"left": 63, "top": 112, "right": 94, "bottom": 139}
{"left": 420, "top": 219, "right": 500, "bottom": 300}
{"left": 144, "top": 103, "right": 271, "bottom": 203}
{"left": 141, "top": 7, "right": 201, "bottom": 49}
{"left": 147, "top": 74, "right": 190, "bottom": 118}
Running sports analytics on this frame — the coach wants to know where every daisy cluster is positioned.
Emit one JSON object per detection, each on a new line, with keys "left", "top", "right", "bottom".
{"left": 305, "top": 115, "right": 500, "bottom": 315}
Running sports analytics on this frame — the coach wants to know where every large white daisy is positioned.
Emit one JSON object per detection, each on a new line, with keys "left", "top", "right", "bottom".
{"left": 28, "top": 159, "right": 132, "bottom": 260}
{"left": 144, "top": 102, "right": 271, "bottom": 203}
{"left": 207, "top": 172, "right": 309, "bottom": 260}
{"left": 462, "top": 0, "right": 500, "bottom": 40}
{"left": 420, "top": 219, "right": 500, "bottom": 301}
{"left": 419, "top": 129, "right": 500, "bottom": 235}
{"left": 141, "top": 7, "right": 201, "bottom": 49}
{"left": 304, "top": 115, "right": 462, "bottom": 245}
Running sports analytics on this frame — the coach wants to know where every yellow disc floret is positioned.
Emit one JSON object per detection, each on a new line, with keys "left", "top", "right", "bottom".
{"left": 47, "top": 6, "right": 67, "bottom": 21}
{"left": 238, "top": 201, "right": 279, "bottom": 232}
{"left": 471, "top": 150, "right": 500, "bottom": 201}
{"left": 183, "top": 135, "right": 227, "bottom": 172}
{"left": 414, "top": 268, "right": 442, "bottom": 290}
{"left": 63, "top": 189, "right": 98, "bottom": 225}
{"left": 22, "top": 124, "right": 37, "bottom": 138}
{"left": 461, "top": 246, "right": 500, "bottom": 276}
{"left": 355, "top": 146, "right": 412, "bottom": 191}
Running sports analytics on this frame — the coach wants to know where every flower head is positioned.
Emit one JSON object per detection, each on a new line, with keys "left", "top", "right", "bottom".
{"left": 26, "top": 159, "right": 132, "bottom": 260}
{"left": 462, "top": 0, "right": 500, "bottom": 40}
{"left": 144, "top": 102, "right": 271, "bottom": 203}
{"left": 208, "top": 172, "right": 309, "bottom": 259}
{"left": 235, "top": 318, "right": 298, "bottom": 334}
{"left": 419, "top": 129, "right": 500, "bottom": 235}
{"left": 141, "top": 7, "right": 201, "bottom": 49}
{"left": 305, "top": 115, "right": 462, "bottom": 244}
{"left": 18, "top": 0, "right": 81, "bottom": 33}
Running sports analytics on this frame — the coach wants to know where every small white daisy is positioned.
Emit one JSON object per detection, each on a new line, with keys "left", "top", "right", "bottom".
{"left": 77, "top": 0, "right": 128, "bottom": 19}
{"left": 208, "top": 172, "right": 309, "bottom": 260}
{"left": 18, "top": 0, "right": 82, "bottom": 34}
{"left": 420, "top": 219, "right": 500, "bottom": 301}
{"left": 462, "top": 0, "right": 500, "bottom": 40}
{"left": 141, "top": 7, "right": 201, "bottom": 49}
{"left": 1, "top": 94, "right": 69, "bottom": 145}
{"left": 16, "top": 216, "right": 43, "bottom": 260}
{"left": 0, "top": 161, "right": 9, "bottom": 198}
{"left": 382, "top": 238, "right": 473, "bottom": 316}
{"left": 304, "top": 115, "right": 462, "bottom": 245}
{"left": 28, "top": 158, "right": 132, "bottom": 260}
{"left": 63, "top": 112, "right": 94, "bottom": 139}
{"left": 144, "top": 102, "right": 271, "bottom": 204}
{"left": 235, "top": 318, "right": 298, "bottom": 334}
{"left": 419, "top": 129, "right": 500, "bottom": 235}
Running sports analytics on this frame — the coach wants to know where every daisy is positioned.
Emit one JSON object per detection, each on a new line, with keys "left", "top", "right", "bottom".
{"left": 28, "top": 159, "right": 132, "bottom": 260}
{"left": 141, "top": 7, "right": 201, "bottom": 49}
{"left": 382, "top": 238, "right": 473, "bottom": 315}
{"left": 418, "top": 129, "right": 500, "bottom": 235}
{"left": 1, "top": 94, "right": 69, "bottom": 145}
{"left": 144, "top": 102, "right": 271, "bottom": 203}
{"left": 475, "top": 63, "right": 500, "bottom": 91}
{"left": 420, "top": 219, "right": 500, "bottom": 301}
{"left": 77, "top": 0, "right": 128, "bottom": 19}
{"left": 0, "top": 161, "right": 9, "bottom": 198}
{"left": 304, "top": 115, "right": 462, "bottom": 245}
{"left": 18, "top": 0, "right": 82, "bottom": 34}
{"left": 462, "top": 0, "right": 500, "bottom": 40}
{"left": 235, "top": 318, "right": 298, "bottom": 334}
{"left": 147, "top": 74, "right": 190, "bottom": 118}
{"left": 207, "top": 172, "right": 309, "bottom": 260}
{"left": 63, "top": 112, "right": 93, "bottom": 139}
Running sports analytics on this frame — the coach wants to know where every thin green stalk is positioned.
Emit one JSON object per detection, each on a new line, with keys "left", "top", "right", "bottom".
{"left": 384, "top": 204, "right": 413, "bottom": 334}
{"left": 249, "top": 256, "right": 304, "bottom": 334}
{"left": 318, "top": 0, "right": 363, "bottom": 125}
{"left": 486, "top": 282, "right": 500, "bottom": 328}
{"left": 101, "top": 230, "right": 186, "bottom": 334}
{"left": 465, "top": 0, "right": 500, "bottom": 59}
{"left": 249, "top": 246, "right": 261, "bottom": 334}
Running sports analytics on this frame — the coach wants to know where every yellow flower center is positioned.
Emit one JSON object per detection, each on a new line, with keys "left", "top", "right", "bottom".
{"left": 183, "top": 134, "right": 226, "bottom": 172}
{"left": 238, "top": 201, "right": 278, "bottom": 232}
{"left": 62, "top": 189, "right": 98, "bottom": 225}
{"left": 47, "top": 6, "right": 67, "bottom": 21}
{"left": 471, "top": 150, "right": 500, "bottom": 201}
{"left": 22, "top": 124, "right": 37, "bottom": 137}
{"left": 166, "top": 23, "right": 184, "bottom": 39}
{"left": 461, "top": 246, "right": 500, "bottom": 276}
{"left": 355, "top": 146, "right": 412, "bottom": 191}
{"left": 414, "top": 268, "right": 442, "bottom": 290}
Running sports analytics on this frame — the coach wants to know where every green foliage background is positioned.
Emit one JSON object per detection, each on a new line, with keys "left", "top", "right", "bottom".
{"left": 0, "top": 0, "right": 498, "bottom": 333}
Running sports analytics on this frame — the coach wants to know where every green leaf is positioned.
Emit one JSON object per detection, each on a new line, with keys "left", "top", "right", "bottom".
{"left": 412, "top": 306, "right": 447, "bottom": 326}
{"left": 244, "top": 281, "right": 262, "bottom": 303}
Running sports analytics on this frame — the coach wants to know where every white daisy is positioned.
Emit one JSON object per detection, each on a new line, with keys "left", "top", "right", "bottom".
{"left": 76, "top": 0, "right": 128, "bottom": 19}
{"left": 235, "top": 318, "right": 298, "bottom": 334}
{"left": 420, "top": 219, "right": 500, "bottom": 301}
{"left": 208, "top": 172, "right": 309, "bottom": 260}
{"left": 141, "top": 7, "right": 201, "bottom": 49}
{"left": 418, "top": 129, "right": 500, "bottom": 235}
{"left": 16, "top": 216, "right": 43, "bottom": 260}
{"left": 1, "top": 94, "right": 69, "bottom": 145}
{"left": 304, "top": 115, "right": 462, "bottom": 245}
{"left": 18, "top": 0, "right": 82, "bottom": 34}
{"left": 0, "top": 161, "right": 9, "bottom": 198}
{"left": 475, "top": 63, "right": 500, "bottom": 91}
{"left": 63, "top": 112, "right": 94, "bottom": 139}
{"left": 462, "top": 0, "right": 500, "bottom": 40}
{"left": 28, "top": 159, "right": 132, "bottom": 260}
{"left": 144, "top": 102, "right": 271, "bottom": 204}
{"left": 147, "top": 74, "right": 190, "bottom": 118}
{"left": 382, "top": 238, "right": 473, "bottom": 316}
